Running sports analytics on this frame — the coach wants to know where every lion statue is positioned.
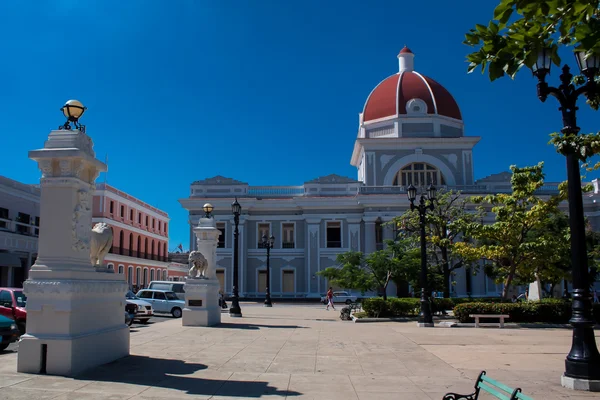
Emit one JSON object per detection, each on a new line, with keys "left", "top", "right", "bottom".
{"left": 90, "top": 223, "right": 113, "bottom": 266}
{"left": 188, "top": 250, "right": 208, "bottom": 279}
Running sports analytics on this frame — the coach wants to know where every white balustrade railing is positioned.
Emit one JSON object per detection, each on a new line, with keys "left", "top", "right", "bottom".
{"left": 247, "top": 186, "right": 306, "bottom": 197}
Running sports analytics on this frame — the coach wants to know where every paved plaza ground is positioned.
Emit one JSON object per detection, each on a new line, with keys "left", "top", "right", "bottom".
{"left": 0, "top": 303, "right": 599, "bottom": 399}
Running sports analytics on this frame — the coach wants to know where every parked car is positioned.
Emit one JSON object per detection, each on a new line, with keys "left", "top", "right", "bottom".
{"left": 0, "top": 288, "right": 27, "bottom": 335}
{"left": 0, "top": 314, "right": 19, "bottom": 351}
{"left": 320, "top": 291, "right": 358, "bottom": 305}
{"left": 148, "top": 281, "right": 185, "bottom": 300}
{"left": 136, "top": 289, "right": 185, "bottom": 318}
{"left": 125, "top": 290, "right": 154, "bottom": 323}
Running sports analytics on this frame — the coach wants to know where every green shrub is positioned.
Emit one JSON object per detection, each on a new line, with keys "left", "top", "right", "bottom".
{"left": 362, "top": 298, "right": 420, "bottom": 318}
{"left": 453, "top": 300, "right": 574, "bottom": 323}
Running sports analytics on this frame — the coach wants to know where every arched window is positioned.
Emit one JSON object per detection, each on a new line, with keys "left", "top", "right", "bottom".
{"left": 393, "top": 163, "right": 446, "bottom": 187}
{"left": 136, "top": 267, "right": 141, "bottom": 286}
{"left": 127, "top": 266, "right": 133, "bottom": 286}
{"left": 151, "top": 240, "right": 155, "bottom": 260}
{"left": 150, "top": 269, "right": 155, "bottom": 282}
{"left": 137, "top": 236, "right": 142, "bottom": 258}
{"left": 163, "top": 269, "right": 168, "bottom": 280}
{"left": 107, "top": 263, "right": 114, "bottom": 271}
{"left": 118, "top": 265, "right": 124, "bottom": 274}
{"left": 158, "top": 242, "right": 162, "bottom": 260}
{"left": 129, "top": 233, "right": 133, "bottom": 257}
{"left": 163, "top": 243, "right": 167, "bottom": 261}
{"left": 145, "top": 238, "right": 149, "bottom": 259}
{"left": 119, "top": 231, "right": 124, "bottom": 255}
{"left": 143, "top": 268, "right": 148, "bottom": 287}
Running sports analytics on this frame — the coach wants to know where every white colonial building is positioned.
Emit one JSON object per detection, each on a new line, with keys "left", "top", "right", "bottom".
{"left": 180, "top": 47, "right": 600, "bottom": 299}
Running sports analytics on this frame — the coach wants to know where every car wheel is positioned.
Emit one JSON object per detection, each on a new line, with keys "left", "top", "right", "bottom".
{"left": 0, "top": 343, "right": 9, "bottom": 351}
{"left": 171, "top": 307, "right": 182, "bottom": 318}
{"left": 345, "top": 299, "right": 352, "bottom": 304}
{"left": 127, "top": 318, "right": 134, "bottom": 326}
{"left": 17, "top": 322, "right": 26, "bottom": 336}
{"left": 139, "top": 318, "right": 150, "bottom": 324}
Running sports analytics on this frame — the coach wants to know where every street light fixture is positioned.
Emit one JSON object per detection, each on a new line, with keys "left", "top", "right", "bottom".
{"left": 203, "top": 203, "right": 214, "bottom": 218}
{"left": 262, "top": 233, "right": 275, "bottom": 307}
{"left": 230, "top": 197, "right": 242, "bottom": 317}
{"left": 407, "top": 183, "right": 436, "bottom": 327}
{"left": 59, "top": 100, "right": 87, "bottom": 132}
{"left": 532, "top": 48, "right": 600, "bottom": 387}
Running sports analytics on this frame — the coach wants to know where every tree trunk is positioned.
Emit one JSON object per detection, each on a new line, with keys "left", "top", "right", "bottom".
{"left": 501, "top": 266, "right": 516, "bottom": 301}
{"left": 441, "top": 246, "right": 450, "bottom": 298}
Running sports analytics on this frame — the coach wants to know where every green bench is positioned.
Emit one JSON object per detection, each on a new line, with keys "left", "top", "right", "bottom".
{"left": 443, "top": 371, "right": 533, "bottom": 400}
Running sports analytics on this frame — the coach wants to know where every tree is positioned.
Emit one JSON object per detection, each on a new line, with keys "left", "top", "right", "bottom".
{"left": 463, "top": 0, "right": 600, "bottom": 161}
{"left": 317, "top": 239, "right": 420, "bottom": 300}
{"left": 453, "top": 163, "right": 570, "bottom": 299}
{"left": 394, "top": 190, "right": 483, "bottom": 298}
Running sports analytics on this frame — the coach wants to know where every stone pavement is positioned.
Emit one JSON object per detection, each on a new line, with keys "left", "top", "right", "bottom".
{"left": 0, "top": 303, "right": 599, "bottom": 399}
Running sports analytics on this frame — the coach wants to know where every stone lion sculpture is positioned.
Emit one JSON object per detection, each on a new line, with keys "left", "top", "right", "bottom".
{"left": 90, "top": 223, "right": 113, "bottom": 266}
{"left": 188, "top": 250, "right": 208, "bottom": 279}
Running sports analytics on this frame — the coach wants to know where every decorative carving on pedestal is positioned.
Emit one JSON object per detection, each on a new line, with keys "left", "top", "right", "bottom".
{"left": 90, "top": 223, "right": 113, "bottom": 266}
{"left": 59, "top": 160, "right": 72, "bottom": 176}
{"left": 40, "top": 160, "right": 54, "bottom": 178}
{"left": 188, "top": 250, "right": 208, "bottom": 278}
{"left": 72, "top": 189, "right": 92, "bottom": 252}
{"left": 24, "top": 280, "right": 128, "bottom": 296}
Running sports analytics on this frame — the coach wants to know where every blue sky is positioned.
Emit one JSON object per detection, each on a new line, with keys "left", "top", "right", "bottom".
{"left": 1, "top": 1, "right": 598, "bottom": 250}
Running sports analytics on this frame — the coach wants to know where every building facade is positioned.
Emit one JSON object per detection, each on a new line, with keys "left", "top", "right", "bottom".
{"left": 92, "top": 183, "right": 170, "bottom": 290}
{"left": 180, "top": 47, "right": 600, "bottom": 299}
{"left": 0, "top": 176, "right": 40, "bottom": 287}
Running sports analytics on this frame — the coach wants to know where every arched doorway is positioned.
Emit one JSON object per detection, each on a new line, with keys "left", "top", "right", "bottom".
{"left": 393, "top": 162, "right": 445, "bottom": 187}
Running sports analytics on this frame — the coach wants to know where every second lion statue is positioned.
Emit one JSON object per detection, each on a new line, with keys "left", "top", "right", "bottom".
{"left": 90, "top": 222, "right": 113, "bottom": 266}
{"left": 188, "top": 250, "right": 208, "bottom": 279}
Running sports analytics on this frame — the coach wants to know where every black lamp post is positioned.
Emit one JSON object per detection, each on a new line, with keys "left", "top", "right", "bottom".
{"left": 407, "top": 183, "right": 436, "bottom": 327}
{"left": 532, "top": 49, "right": 600, "bottom": 386}
{"left": 230, "top": 197, "right": 242, "bottom": 317}
{"left": 262, "top": 233, "right": 275, "bottom": 307}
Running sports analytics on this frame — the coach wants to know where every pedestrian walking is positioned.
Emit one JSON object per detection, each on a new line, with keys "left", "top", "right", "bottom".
{"left": 326, "top": 287, "right": 335, "bottom": 310}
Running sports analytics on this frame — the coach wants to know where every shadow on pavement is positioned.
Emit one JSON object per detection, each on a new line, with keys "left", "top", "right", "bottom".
{"left": 216, "top": 322, "right": 306, "bottom": 330}
{"left": 75, "top": 355, "right": 300, "bottom": 397}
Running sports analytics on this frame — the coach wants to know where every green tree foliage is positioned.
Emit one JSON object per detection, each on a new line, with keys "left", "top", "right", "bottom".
{"left": 316, "top": 239, "right": 420, "bottom": 300}
{"left": 453, "top": 163, "right": 571, "bottom": 299}
{"left": 464, "top": 1, "right": 600, "bottom": 167}
{"left": 394, "top": 190, "right": 483, "bottom": 298}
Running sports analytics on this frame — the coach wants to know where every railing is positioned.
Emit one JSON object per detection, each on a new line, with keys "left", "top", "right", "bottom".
{"left": 248, "top": 186, "right": 305, "bottom": 197}
{"left": 326, "top": 241, "right": 342, "bottom": 248}
{"left": 282, "top": 242, "right": 295, "bottom": 249}
{"left": 0, "top": 218, "right": 39, "bottom": 237}
{"left": 359, "top": 184, "right": 563, "bottom": 195}
{"left": 108, "top": 247, "right": 168, "bottom": 262}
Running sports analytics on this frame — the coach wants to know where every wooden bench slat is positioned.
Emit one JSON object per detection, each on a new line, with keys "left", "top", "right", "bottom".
{"left": 478, "top": 382, "right": 511, "bottom": 400}
{"left": 481, "top": 374, "right": 515, "bottom": 394}
{"left": 515, "top": 392, "right": 534, "bottom": 400}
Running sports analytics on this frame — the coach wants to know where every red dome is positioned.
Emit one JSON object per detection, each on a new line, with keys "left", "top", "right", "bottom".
{"left": 363, "top": 71, "right": 462, "bottom": 122}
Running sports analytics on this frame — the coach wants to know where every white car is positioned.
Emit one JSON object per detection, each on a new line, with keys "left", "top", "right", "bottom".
{"left": 126, "top": 290, "right": 154, "bottom": 323}
{"left": 136, "top": 289, "right": 185, "bottom": 318}
{"left": 321, "top": 291, "right": 358, "bottom": 305}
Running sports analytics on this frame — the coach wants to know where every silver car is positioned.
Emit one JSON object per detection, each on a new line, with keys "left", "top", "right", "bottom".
{"left": 320, "top": 291, "right": 358, "bottom": 304}
{"left": 136, "top": 289, "right": 185, "bottom": 318}
{"left": 126, "top": 290, "right": 154, "bottom": 323}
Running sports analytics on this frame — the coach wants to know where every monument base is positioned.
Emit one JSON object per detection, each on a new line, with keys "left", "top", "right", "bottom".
{"left": 561, "top": 374, "right": 600, "bottom": 391}
{"left": 17, "top": 272, "right": 129, "bottom": 376}
{"left": 182, "top": 278, "right": 221, "bottom": 327}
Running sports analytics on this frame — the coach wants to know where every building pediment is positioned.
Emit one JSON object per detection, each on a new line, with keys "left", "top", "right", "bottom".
{"left": 305, "top": 174, "right": 359, "bottom": 184}
{"left": 191, "top": 176, "right": 248, "bottom": 186}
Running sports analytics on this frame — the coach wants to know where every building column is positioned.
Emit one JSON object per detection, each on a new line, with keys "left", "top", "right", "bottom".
{"left": 363, "top": 216, "right": 378, "bottom": 254}
{"left": 7, "top": 265, "right": 13, "bottom": 287}
{"left": 306, "top": 218, "right": 321, "bottom": 297}
{"left": 238, "top": 216, "right": 247, "bottom": 297}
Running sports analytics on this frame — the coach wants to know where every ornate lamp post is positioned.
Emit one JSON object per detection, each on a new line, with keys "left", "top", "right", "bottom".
{"left": 230, "top": 197, "right": 242, "bottom": 317}
{"left": 203, "top": 203, "right": 214, "bottom": 218}
{"left": 262, "top": 234, "right": 275, "bottom": 307}
{"left": 407, "top": 183, "right": 436, "bottom": 327}
{"left": 532, "top": 49, "right": 600, "bottom": 387}
{"left": 59, "top": 100, "right": 87, "bottom": 132}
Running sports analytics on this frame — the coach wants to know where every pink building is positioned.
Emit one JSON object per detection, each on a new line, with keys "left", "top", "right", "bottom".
{"left": 92, "top": 183, "right": 170, "bottom": 289}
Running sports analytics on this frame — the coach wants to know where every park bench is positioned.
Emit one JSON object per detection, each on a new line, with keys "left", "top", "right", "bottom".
{"left": 340, "top": 302, "right": 361, "bottom": 321}
{"left": 443, "top": 370, "right": 533, "bottom": 400}
{"left": 469, "top": 314, "right": 510, "bottom": 328}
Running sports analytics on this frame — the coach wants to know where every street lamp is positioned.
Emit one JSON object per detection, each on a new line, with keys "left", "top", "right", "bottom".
{"left": 203, "top": 203, "right": 214, "bottom": 218}
{"left": 230, "top": 197, "right": 242, "bottom": 317}
{"left": 532, "top": 48, "right": 600, "bottom": 387}
{"left": 407, "top": 183, "right": 436, "bottom": 327}
{"left": 59, "top": 100, "right": 87, "bottom": 132}
{"left": 262, "top": 233, "right": 275, "bottom": 307}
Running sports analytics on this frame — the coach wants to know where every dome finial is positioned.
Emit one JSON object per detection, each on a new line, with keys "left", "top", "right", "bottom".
{"left": 397, "top": 46, "right": 414, "bottom": 72}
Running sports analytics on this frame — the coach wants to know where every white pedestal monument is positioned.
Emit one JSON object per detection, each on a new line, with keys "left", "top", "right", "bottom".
{"left": 17, "top": 127, "right": 129, "bottom": 376}
{"left": 182, "top": 215, "right": 222, "bottom": 327}
{"left": 528, "top": 275, "right": 543, "bottom": 301}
